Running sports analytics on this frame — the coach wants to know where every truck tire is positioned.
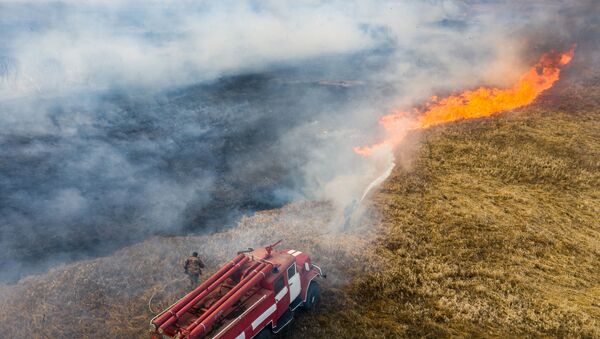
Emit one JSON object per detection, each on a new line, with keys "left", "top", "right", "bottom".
{"left": 254, "top": 326, "right": 273, "bottom": 339}
{"left": 303, "top": 281, "right": 319, "bottom": 311}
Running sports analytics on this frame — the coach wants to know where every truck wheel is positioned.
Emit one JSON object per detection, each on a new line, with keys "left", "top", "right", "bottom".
{"left": 254, "top": 326, "right": 273, "bottom": 339}
{"left": 303, "top": 281, "right": 319, "bottom": 311}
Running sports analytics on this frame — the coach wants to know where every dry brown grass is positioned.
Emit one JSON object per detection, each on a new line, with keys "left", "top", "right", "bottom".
{"left": 295, "top": 91, "right": 600, "bottom": 337}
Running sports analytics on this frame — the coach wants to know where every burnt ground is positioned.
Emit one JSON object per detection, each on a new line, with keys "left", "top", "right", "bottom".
{"left": 0, "top": 69, "right": 377, "bottom": 282}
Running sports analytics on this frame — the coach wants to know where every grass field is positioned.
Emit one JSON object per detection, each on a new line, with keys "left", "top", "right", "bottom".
{"left": 1, "top": 61, "right": 599, "bottom": 338}
{"left": 295, "top": 85, "right": 600, "bottom": 337}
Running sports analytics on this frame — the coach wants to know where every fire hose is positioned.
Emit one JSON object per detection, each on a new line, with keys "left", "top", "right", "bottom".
{"left": 148, "top": 278, "right": 188, "bottom": 314}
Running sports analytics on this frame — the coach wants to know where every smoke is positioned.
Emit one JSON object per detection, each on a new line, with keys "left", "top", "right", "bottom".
{"left": 0, "top": 1, "right": 375, "bottom": 99}
{"left": 0, "top": 0, "right": 592, "bottom": 282}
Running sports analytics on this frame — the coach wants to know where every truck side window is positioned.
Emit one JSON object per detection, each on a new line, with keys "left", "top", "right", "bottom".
{"left": 274, "top": 276, "right": 284, "bottom": 294}
{"left": 287, "top": 264, "right": 296, "bottom": 278}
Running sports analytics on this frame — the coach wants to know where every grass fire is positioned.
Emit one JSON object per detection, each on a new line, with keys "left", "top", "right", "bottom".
{"left": 354, "top": 46, "right": 577, "bottom": 157}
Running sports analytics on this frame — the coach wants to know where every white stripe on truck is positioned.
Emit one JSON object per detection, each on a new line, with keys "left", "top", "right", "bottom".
{"left": 275, "top": 286, "right": 288, "bottom": 302}
{"left": 251, "top": 304, "right": 276, "bottom": 330}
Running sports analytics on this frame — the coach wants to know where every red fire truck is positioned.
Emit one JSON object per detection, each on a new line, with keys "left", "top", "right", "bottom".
{"left": 150, "top": 241, "right": 325, "bottom": 339}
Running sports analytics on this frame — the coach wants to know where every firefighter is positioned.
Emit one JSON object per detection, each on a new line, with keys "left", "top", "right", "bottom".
{"left": 184, "top": 252, "right": 205, "bottom": 289}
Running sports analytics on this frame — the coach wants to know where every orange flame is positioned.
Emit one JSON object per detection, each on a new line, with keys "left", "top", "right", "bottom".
{"left": 354, "top": 46, "right": 575, "bottom": 156}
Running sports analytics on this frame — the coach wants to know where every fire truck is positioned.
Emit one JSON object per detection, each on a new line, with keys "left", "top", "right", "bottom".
{"left": 150, "top": 241, "right": 325, "bottom": 339}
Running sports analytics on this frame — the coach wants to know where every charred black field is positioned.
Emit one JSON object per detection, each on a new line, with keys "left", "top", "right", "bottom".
{"left": 0, "top": 70, "right": 377, "bottom": 282}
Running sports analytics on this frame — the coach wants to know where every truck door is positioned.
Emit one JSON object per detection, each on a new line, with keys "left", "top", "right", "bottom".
{"left": 287, "top": 263, "right": 301, "bottom": 302}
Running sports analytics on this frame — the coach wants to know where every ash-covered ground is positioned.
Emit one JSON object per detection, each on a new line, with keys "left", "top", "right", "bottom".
{"left": 0, "top": 70, "right": 382, "bottom": 282}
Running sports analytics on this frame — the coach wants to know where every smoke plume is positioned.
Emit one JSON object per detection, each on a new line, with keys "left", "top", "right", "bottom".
{"left": 0, "top": 0, "right": 592, "bottom": 281}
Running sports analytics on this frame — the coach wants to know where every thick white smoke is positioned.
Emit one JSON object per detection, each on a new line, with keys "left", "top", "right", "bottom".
{"left": 0, "top": 1, "right": 375, "bottom": 100}
{"left": 0, "top": 0, "right": 584, "bottom": 281}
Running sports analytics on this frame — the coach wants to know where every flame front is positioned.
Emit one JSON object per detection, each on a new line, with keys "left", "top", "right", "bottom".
{"left": 355, "top": 46, "right": 575, "bottom": 156}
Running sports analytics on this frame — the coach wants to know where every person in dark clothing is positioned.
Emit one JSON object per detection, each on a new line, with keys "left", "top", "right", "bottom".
{"left": 184, "top": 252, "right": 205, "bottom": 289}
